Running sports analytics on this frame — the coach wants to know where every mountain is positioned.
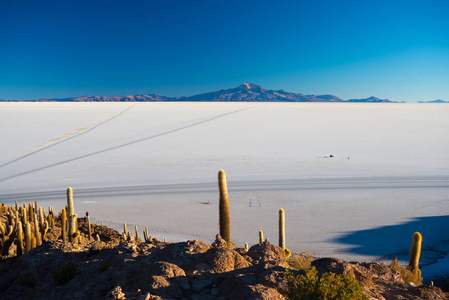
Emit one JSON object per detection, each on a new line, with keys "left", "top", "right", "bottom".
{"left": 41, "top": 94, "right": 176, "bottom": 102}
{"left": 418, "top": 99, "right": 448, "bottom": 103}
{"left": 347, "top": 96, "right": 392, "bottom": 103}
{"left": 0, "top": 83, "right": 396, "bottom": 103}
{"left": 178, "top": 83, "right": 344, "bottom": 102}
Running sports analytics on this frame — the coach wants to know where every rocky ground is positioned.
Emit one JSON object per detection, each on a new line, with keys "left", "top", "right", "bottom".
{"left": 0, "top": 219, "right": 448, "bottom": 300}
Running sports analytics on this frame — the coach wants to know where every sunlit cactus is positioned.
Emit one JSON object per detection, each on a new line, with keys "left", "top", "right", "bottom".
{"left": 408, "top": 232, "right": 422, "bottom": 272}
{"left": 25, "top": 222, "right": 32, "bottom": 253}
{"left": 218, "top": 169, "right": 231, "bottom": 246}
{"left": 279, "top": 208, "right": 285, "bottom": 249}
{"left": 61, "top": 208, "right": 67, "bottom": 243}
{"left": 17, "top": 221, "right": 24, "bottom": 256}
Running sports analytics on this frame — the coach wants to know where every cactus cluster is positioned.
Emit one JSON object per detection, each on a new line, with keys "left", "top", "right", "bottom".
{"left": 0, "top": 186, "right": 91, "bottom": 257}
{"left": 0, "top": 199, "right": 58, "bottom": 257}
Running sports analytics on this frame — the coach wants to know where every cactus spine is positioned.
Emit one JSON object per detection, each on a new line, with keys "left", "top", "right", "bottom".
{"left": 259, "top": 230, "right": 264, "bottom": 245}
{"left": 408, "top": 232, "right": 422, "bottom": 271}
{"left": 279, "top": 208, "right": 285, "bottom": 249}
{"left": 218, "top": 169, "right": 231, "bottom": 246}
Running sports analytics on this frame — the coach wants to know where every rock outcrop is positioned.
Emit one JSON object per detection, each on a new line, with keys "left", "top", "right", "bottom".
{"left": 0, "top": 219, "right": 447, "bottom": 299}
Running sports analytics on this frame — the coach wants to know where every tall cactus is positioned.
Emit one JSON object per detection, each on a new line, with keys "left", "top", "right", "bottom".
{"left": 25, "top": 222, "right": 32, "bottom": 253}
{"left": 218, "top": 169, "right": 231, "bottom": 246}
{"left": 17, "top": 221, "right": 24, "bottom": 256}
{"left": 279, "top": 208, "right": 285, "bottom": 249}
{"left": 67, "top": 187, "right": 77, "bottom": 243}
{"left": 408, "top": 232, "right": 422, "bottom": 271}
{"left": 34, "top": 215, "right": 42, "bottom": 247}
{"left": 61, "top": 208, "right": 67, "bottom": 243}
{"left": 69, "top": 214, "right": 78, "bottom": 243}
{"left": 259, "top": 230, "right": 264, "bottom": 245}
{"left": 87, "top": 216, "right": 92, "bottom": 241}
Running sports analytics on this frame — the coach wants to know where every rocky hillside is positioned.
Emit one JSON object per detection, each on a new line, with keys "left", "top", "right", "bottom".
{"left": 0, "top": 216, "right": 447, "bottom": 300}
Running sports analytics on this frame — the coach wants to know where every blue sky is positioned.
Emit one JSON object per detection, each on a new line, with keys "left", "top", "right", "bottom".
{"left": 1, "top": 0, "right": 448, "bottom": 102}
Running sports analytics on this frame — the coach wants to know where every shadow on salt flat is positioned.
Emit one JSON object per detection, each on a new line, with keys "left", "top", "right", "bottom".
{"left": 333, "top": 215, "right": 449, "bottom": 266}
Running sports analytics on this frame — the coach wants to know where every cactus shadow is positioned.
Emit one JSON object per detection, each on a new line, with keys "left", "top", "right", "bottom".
{"left": 333, "top": 215, "right": 449, "bottom": 263}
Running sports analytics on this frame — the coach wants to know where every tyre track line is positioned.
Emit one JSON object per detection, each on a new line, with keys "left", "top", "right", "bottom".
{"left": 0, "top": 105, "right": 135, "bottom": 169}
{"left": 0, "top": 104, "right": 259, "bottom": 183}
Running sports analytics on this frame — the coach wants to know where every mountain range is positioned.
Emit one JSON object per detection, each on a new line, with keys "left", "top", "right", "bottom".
{"left": 1, "top": 83, "right": 396, "bottom": 102}
{"left": 418, "top": 99, "right": 448, "bottom": 103}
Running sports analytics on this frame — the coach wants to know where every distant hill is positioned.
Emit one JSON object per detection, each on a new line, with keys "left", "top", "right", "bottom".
{"left": 418, "top": 99, "right": 448, "bottom": 103}
{"left": 0, "top": 83, "right": 396, "bottom": 103}
{"left": 347, "top": 96, "right": 392, "bottom": 103}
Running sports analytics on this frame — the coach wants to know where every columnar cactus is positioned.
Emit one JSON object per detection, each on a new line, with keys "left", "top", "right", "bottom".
{"left": 29, "top": 203, "right": 33, "bottom": 223}
{"left": 34, "top": 214, "right": 42, "bottom": 247}
{"left": 68, "top": 214, "right": 78, "bottom": 243}
{"left": 1, "top": 223, "right": 17, "bottom": 256}
{"left": 408, "top": 232, "right": 422, "bottom": 271}
{"left": 135, "top": 225, "right": 139, "bottom": 243}
{"left": 218, "top": 169, "right": 231, "bottom": 246}
{"left": 123, "top": 223, "right": 128, "bottom": 236}
{"left": 17, "top": 221, "right": 24, "bottom": 256}
{"left": 21, "top": 206, "right": 27, "bottom": 225}
{"left": 67, "top": 187, "right": 77, "bottom": 242}
{"left": 61, "top": 209, "right": 67, "bottom": 243}
{"left": 87, "top": 216, "right": 92, "bottom": 240}
{"left": 259, "top": 230, "right": 264, "bottom": 245}
{"left": 279, "top": 208, "right": 285, "bottom": 249}
{"left": 25, "top": 222, "right": 32, "bottom": 253}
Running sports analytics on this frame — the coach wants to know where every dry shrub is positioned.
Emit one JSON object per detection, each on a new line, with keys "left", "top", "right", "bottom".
{"left": 390, "top": 257, "right": 422, "bottom": 286}
{"left": 292, "top": 251, "right": 315, "bottom": 271}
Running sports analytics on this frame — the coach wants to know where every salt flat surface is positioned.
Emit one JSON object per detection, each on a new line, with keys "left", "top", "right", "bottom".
{"left": 0, "top": 102, "right": 448, "bottom": 280}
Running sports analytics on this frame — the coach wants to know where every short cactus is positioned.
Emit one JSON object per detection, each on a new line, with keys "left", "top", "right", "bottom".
{"left": 135, "top": 225, "right": 139, "bottom": 243}
{"left": 1, "top": 223, "right": 17, "bottom": 256}
{"left": 218, "top": 169, "right": 231, "bottom": 246}
{"left": 259, "top": 230, "right": 264, "bottom": 244}
{"left": 279, "top": 208, "right": 285, "bottom": 249}
{"left": 123, "top": 223, "right": 128, "bottom": 236}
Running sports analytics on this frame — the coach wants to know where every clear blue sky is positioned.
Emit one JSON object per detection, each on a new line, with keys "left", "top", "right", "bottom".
{"left": 1, "top": 0, "right": 448, "bottom": 102}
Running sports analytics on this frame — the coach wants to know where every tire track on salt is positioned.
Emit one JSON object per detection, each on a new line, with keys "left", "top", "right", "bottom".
{"left": 0, "top": 104, "right": 260, "bottom": 183}
{"left": 0, "top": 105, "right": 135, "bottom": 169}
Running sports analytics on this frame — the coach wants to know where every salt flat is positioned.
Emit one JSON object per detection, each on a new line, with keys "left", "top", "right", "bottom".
{"left": 0, "top": 102, "right": 448, "bottom": 280}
